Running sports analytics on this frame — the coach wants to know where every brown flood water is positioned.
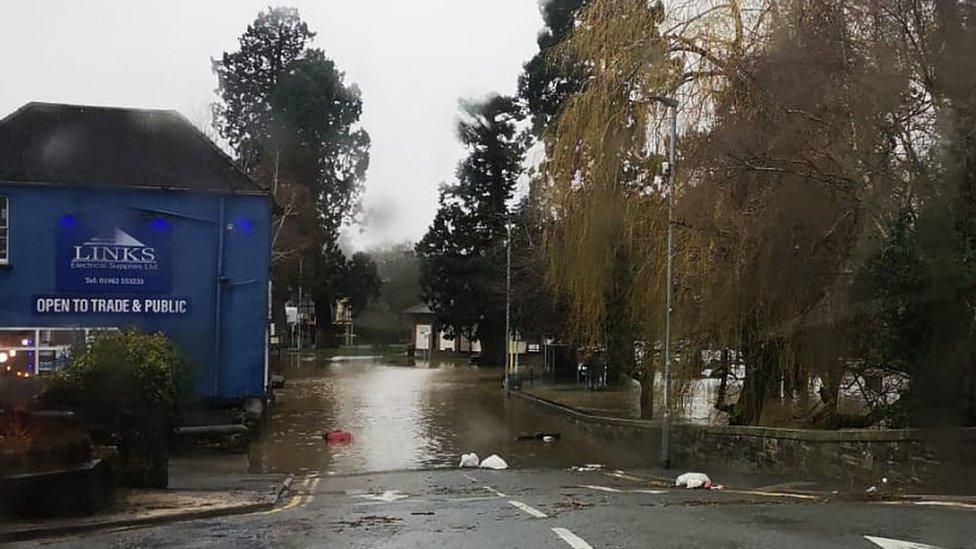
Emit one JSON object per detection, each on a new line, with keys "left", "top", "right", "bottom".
{"left": 247, "top": 356, "right": 650, "bottom": 475}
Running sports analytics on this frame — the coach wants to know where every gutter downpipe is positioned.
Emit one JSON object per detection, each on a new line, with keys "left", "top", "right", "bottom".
{"left": 211, "top": 198, "right": 227, "bottom": 398}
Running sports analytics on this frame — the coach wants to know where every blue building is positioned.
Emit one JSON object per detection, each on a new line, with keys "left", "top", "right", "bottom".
{"left": 0, "top": 102, "right": 271, "bottom": 402}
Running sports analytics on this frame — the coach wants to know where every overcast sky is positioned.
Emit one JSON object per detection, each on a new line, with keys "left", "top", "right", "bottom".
{"left": 0, "top": 0, "right": 543, "bottom": 251}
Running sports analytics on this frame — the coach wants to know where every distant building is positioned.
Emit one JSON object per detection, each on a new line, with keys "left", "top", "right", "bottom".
{"left": 286, "top": 294, "right": 316, "bottom": 347}
{"left": 333, "top": 297, "right": 356, "bottom": 347}
{"left": 0, "top": 102, "right": 271, "bottom": 402}
{"left": 402, "top": 303, "right": 480, "bottom": 354}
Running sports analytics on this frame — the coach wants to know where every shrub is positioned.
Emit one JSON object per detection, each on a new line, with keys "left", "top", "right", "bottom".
{"left": 42, "top": 329, "right": 191, "bottom": 487}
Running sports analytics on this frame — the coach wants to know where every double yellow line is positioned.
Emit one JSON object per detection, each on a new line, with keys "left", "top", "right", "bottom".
{"left": 264, "top": 476, "right": 321, "bottom": 514}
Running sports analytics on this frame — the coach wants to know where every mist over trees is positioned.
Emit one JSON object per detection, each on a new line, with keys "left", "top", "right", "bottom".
{"left": 212, "top": 7, "right": 371, "bottom": 344}
{"left": 371, "top": 242, "right": 422, "bottom": 316}
{"left": 531, "top": 0, "right": 976, "bottom": 427}
{"left": 350, "top": 243, "right": 422, "bottom": 344}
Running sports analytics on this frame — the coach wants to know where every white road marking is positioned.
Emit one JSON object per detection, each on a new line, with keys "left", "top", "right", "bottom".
{"left": 354, "top": 490, "right": 410, "bottom": 503}
{"left": 606, "top": 470, "right": 645, "bottom": 482}
{"left": 578, "top": 484, "right": 622, "bottom": 493}
{"left": 484, "top": 485, "right": 508, "bottom": 497}
{"left": 552, "top": 527, "right": 594, "bottom": 549}
{"left": 863, "top": 535, "right": 944, "bottom": 549}
{"left": 576, "top": 484, "right": 666, "bottom": 495}
{"left": 912, "top": 500, "right": 976, "bottom": 510}
{"left": 462, "top": 473, "right": 479, "bottom": 482}
{"left": 725, "top": 489, "right": 820, "bottom": 500}
{"left": 508, "top": 500, "right": 548, "bottom": 518}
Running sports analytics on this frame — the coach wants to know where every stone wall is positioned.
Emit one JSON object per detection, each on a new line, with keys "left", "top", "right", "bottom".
{"left": 674, "top": 424, "right": 976, "bottom": 488}
{"left": 516, "top": 391, "right": 976, "bottom": 489}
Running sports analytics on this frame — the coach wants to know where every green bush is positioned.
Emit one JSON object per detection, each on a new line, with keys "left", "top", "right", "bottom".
{"left": 42, "top": 329, "right": 191, "bottom": 487}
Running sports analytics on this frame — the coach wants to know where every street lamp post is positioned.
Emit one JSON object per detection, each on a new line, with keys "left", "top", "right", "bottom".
{"left": 651, "top": 95, "right": 679, "bottom": 469}
{"left": 504, "top": 221, "right": 513, "bottom": 392}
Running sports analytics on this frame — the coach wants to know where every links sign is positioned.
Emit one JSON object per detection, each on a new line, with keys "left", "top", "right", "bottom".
{"left": 33, "top": 296, "right": 190, "bottom": 315}
{"left": 56, "top": 214, "right": 172, "bottom": 293}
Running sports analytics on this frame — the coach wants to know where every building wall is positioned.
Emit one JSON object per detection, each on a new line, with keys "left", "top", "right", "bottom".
{"left": 0, "top": 183, "right": 270, "bottom": 400}
{"left": 413, "top": 323, "right": 432, "bottom": 350}
{"left": 438, "top": 331, "right": 455, "bottom": 352}
{"left": 407, "top": 313, "right": 485, "bottom": 354}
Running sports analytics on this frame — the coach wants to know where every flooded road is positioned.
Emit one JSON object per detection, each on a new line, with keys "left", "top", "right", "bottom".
{"left": 248, "top": 355, "right": 649, "bottom": 475}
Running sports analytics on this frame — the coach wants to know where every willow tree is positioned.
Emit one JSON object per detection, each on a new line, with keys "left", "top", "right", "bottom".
{"left": 543, "top": 0, "right": 676, "bottom": 416}
{"left": 544, "top": 0, "right": 932, "bottom": 425}
{"left": 849, "top": 0, "right": 976, "bottom": 426}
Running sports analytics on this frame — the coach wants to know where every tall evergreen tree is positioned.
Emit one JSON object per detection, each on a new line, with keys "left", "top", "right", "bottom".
{"left": 416, "top": 96, "right": 524, "bottom": 366}
{"left": 212, "top": 7, "right": 314, "bottom": 174}
{"left": 518, "top": 0, "right": 590, "bottom": 133}
{"left": 213, "top": 7, "right": 370, "bottom": 346}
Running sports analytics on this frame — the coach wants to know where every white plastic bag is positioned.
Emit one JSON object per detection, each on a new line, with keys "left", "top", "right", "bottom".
{"left": 479, "top": 454, "right": 509, "bottom": 470}
{"left": 459, "top": 453, "right": 480, "bottom": 468}
{"left": 675, "top": 472, "right": 711, "bottom": 489}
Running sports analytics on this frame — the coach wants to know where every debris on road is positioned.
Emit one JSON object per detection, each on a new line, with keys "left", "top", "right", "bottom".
{"left": 568, "top": 464, "right": 603, "bottom": 472}
{"left": 333, "top": 515, "right": 402, "bottom": 529}
{"left": 675, "top": 472, "right": 712, "bottom": 489}
{"left": 480, "top": 454, "right": 509, "bottom": 470}
{"left": 516, "top": 432, "right": 562, "bottom": 442}
{"left": 459, "top": 453, "right": 480, "bottom": 468}
{"left": 323, "top": 429, "right": 353, "bottom": 443}
{"left": 554, "top": 497, "right": 592, "bottom": 511}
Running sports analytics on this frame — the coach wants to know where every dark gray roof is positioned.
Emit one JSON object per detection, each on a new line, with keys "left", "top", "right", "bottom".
{"left": 402, "top": 303, "right": 433, "bottom": 315}
{"left": 0, "top": 102, "right": 262, "bottom": 194}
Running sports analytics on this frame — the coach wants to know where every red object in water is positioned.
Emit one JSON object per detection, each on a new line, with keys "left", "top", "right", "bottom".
{"left": 324, "top": 430, "right": 353, "bottom": 443}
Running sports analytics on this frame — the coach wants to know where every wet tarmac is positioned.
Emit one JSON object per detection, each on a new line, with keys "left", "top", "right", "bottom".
{"left": 248, "top": 355, "right": 650, "bottom": 476}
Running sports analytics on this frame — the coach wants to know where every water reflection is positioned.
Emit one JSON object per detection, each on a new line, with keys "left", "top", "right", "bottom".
{"left": 248, "top": 355, "right": 649, "bottom": 475}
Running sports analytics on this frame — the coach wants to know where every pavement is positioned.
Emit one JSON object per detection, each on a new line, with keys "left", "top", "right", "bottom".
{"left": 0, "top": 455, "right": 289, "bottom": 543}
{"left": 524, "top": 384, "right": 639, "bottom": 419}
{"left": 13, "top": 465, "right": 976, "bottom": 548}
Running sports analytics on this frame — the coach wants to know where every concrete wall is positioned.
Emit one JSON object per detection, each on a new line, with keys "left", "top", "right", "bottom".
{"left": 516, "top": 391, "right": 976, "bottom": 488}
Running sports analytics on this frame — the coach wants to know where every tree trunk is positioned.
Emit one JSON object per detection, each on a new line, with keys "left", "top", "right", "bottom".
{"left": 638, "top": 367, "right": 655, "bottom": 419}
{"left": 605, "top": 248, "right": 636, "bottom": 384}
{"left": 715, "top": 349, "right": 729, "bottom": 411}
{"left": 819, "top": 367, "right": 842, "bottom": 426}
{"left": 478, "top": 323, "right": 506, "bottom": 369}
{"left": 271, "top": 276, "right": 289, "bottom": 348}
{"left": 735, "top": 318, "right": 779, "bottom": 425}
{"left": 313, "top": 299, "right": 338, "bottom": 349}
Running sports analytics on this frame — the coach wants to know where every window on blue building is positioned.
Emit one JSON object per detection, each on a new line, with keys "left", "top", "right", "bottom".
{"left": 0, "top": 195, "right": 7, "bottom": 264}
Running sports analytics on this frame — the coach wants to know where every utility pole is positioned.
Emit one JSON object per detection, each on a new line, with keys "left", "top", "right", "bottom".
{"left": 504, "top": 221, "right": 513, "bottom": 392}
{"left": 654, "top": 96, "right": 679, "bottom": 469}
{"left": 297, "top": 258, "right": 303, "bottom": 355}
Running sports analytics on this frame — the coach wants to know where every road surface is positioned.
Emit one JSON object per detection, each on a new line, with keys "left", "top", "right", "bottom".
{"left": 19, "top": 357, "right": 976, "bottom": 547}
{"left": 23, "top": 466, "right": 975, "bottom": 548}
